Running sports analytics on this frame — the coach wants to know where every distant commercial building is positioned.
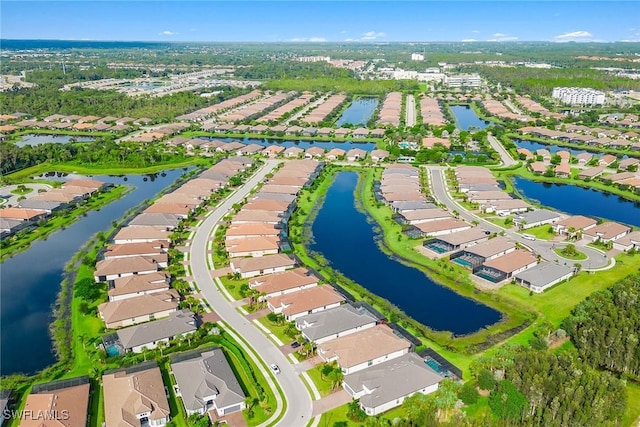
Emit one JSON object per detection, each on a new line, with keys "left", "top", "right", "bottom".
{"left": 411, "top": 53, "right": 425, "bottom": 61}
{"left": 552, "top": 87, "right": 606, "bottom": 106}
{"left": 444, "top": 74, "right": 482, "bottom": 88}
{"left": 297, "top": 56, "right": 330, "bottom": 63}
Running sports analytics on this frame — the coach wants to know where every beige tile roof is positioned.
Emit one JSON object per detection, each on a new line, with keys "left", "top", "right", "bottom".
{"left": 114, "top": 226, "right": 171, "bottom": 241}
{"left": 556, "top": 215, "right": 597, "bottom": 231}
{"left": 584, "top": 222, "right": 631, "bottom": 240}
{"left": 95, "top": 256, "right": 159, "bottom": 277}
{"left": 104, "top": 241, "right": 168, "bottom": 258}
{"left": 482, "top": 250, "right": 537, "bottom": 274}
{"left": 318, "top": 325, "right": 410, "bottom": 369}
{"left": 225, "top": 236, "right": 280, "bottom": 254}
{"left": 230, "top": 253, "right": 296, "bottom": 273}
{"left": 98, "top": 291, "right": 178, "bottom": 325}
{"left": 103, "top": 365, "right": 170, "bottom": 427}
{"left": 249, "top": 268, "right": 319, "bottom": 294}
{"left": 269, "top": 285, "right": 345, "bottom": 316}
{"left": 0, "top": 207, "right": 46, "bottom": 220}
{"left": 226, "top": 223, "right": 279, "bottom": 238}
{"left": 109, "top": 272, "right": 170, "bottom": 298}
{"left": 21, "top": 382, "right": 90, "bottom": 427}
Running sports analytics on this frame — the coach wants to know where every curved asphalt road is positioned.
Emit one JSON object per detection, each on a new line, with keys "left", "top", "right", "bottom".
{"left": 426, "top": 166, "right": 609, "bottom": 270}
{"left": 189, "top": 159, "right": 313, "bottom": 426}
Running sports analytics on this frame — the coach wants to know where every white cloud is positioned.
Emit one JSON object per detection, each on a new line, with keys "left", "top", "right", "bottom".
{"left": 360, "top": 31, "right": 387, "bottom": 41}
{"left": 461, "top": 38, "right": 477, "bottom": 42}
{"left": 553, "top": 30, "right": 592, "bottom": 42}
{"left": 160, "top": 30, "right": 178, "bottom": 36}
{"left": 344, "top": 38, "right": 355, "bottom": 42}
{"left": 471, "top": 30, "right": 480, "bottom": 34}
{"left": 487, "top": 33, "right": 518, "bottom": 42}
{"left": 290, "top": 37, "right": 327, "bottom": 42}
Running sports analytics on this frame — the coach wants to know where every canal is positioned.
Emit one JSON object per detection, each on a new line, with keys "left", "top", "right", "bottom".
{"left": 16, "top": 134, "right": 95, "bottom": 148}
{"left": 335, "top": 98, "right": 379, "bottom": 127}
{"left": 308, "top": 171, "right": 501, "bottom": 335}
{"left": 513, "top": 139, "right": 595, "bottom": 157}
{"left": 513, "top": 177, "right": 640, "bottom": 228}
{"left": 0, "top": 168, "right": 191, "bottom": 375}
{"left": 450, "top": 105, "right": 490, "bottom": 131}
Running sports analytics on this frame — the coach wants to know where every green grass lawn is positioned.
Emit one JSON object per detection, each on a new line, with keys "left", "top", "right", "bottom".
{"left": 10, "top": 186, "right": 33, "bottom": 195}
{"left": 219, "top": 276, "right": 249, "bottom": 301}
{"left": 521, "top": 224, "right": 556, "bottom": 241}
{"left": 461, "top": 395, "right": 492, "bottom": 419}
{"left": 256, "top": 316, "right": 295, "bottom": 345}
{"left": 318, "top": 403, "right": 352, "bottom": 426}
{"left": 554, "top": 247, "right": 587, "bottom": 260}
{"left": 305, "top": 365, "right": 336, "bottom": 397}
{"left": 623, "top": 382, "right": 640, "bottom": 427}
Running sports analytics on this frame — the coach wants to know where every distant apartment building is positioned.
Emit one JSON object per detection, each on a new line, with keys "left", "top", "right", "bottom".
{"left": 552, "top": 87, "right": 605, "bottom": 106}
{"left": 297, "top": 56, "right": 330, "bottom": 63}
{"left": 411, "top": 53, "right": 425, "bottom": 61}
{"left": 444, "top": 74, "right": 482, "bottom": 88}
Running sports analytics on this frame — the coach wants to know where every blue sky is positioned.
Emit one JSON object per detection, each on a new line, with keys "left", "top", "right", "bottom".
{"left": 2, "top": 1, "right": 639, "bottom": 43}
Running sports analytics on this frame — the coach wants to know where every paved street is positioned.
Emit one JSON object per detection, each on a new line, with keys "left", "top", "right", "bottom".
{"left": 405, "top": 94, "right": 416, "bottom": 127}
{"left": 188, "top": 159, "right": 314, "bottom": 426}
{"left": 426, "top": 166, "right": 609, "bottom": 270}
{"left": 487, "top": 134, "right": 517, "bottom": 167}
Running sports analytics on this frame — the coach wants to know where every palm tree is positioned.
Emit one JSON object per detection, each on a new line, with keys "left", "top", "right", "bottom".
{"left": 156, "top": 341, "right": 166, "bottom": 357}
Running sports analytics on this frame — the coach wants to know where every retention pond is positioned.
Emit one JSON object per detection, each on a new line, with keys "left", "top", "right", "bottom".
{"left": 307, "top": 171, "right": 501, "bottom": 335}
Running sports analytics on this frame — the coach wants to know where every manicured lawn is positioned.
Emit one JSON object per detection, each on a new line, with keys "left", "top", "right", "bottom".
{"left": 624, "top": 382, "right": 640, "bottom": 427}
{"left": 305, "top": 365, "right": 336, "bottom": 397}
{"left": 219, "top": 276, "right": 249, "bottom": 301}
{"left": 10, "top": 186, "right": 33, "bottom": 195}
{"left": 318, "top": 403, "right": 351, "bottom": 426}
{"left": 257, "top": 316, "right": 295, "bottom": 345}
{"left": 521, "top": 224, "right": 556, "bottom": 241}
{"left": 554, "top": 247, "right": 587, "bottom": 260}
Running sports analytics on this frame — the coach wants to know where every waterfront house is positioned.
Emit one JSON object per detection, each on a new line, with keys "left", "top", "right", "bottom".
{"left": 413, "top": 219, "right": 472, "bottom": 237}
{"left": 317, "top": 324, "right": 411, "bottom": 374}
{"left": 451, "top": 236, "right": 516, "bottom": 269}
{"left": 612, "top": 231, "right": 640, "bottom": 252}
{"left": 98, "top": 291, "right": 179, "bottom": 329}
{"left": 583, "top": 221, "right": 631, "bottom": 243}
{"left": 22, "top": 377, "right": 90, "bottom": 427}
{"left": 170, "top": 348, "right": 246, "bottom": 417}
{"left": 103, "top": 363, "right": 170, "bottom": 427}
{"left": 555, "top": 163, "right": 571, "bottom": 178}
{"left": 225, "top": 223, "right": 280, "bottom": 240}
{"left": 578, "top": 166, "right": 606, "bottom": 180}
{"left": 513, "top": 209, "right": 560, "bottom": 229}
{"left": 553, "top": 215, "right": 597, "bottom": 237}
{"left": 117, "top": 309, "right": 197, "bottom": 353}
{"left": 225, "top": 236, "right": 280, "bottom": 258}
{"left": 425, "top": 228, "right": 490, "bottom": 252}
{"left": 347, "top": 148, "right": 367, "bottom": 162}
{"left": 296, "top": 304, "right": 377, "bottom": 345}
{"left": 249, "top": 267, "right": 319, "bottom": 298}
{"left": 476, "top": 250, "right": 538, "bottom": 282}
{"left": 400, "top": 209, "right": 451, "bottom": 225}
{"left": 94, "top": 255, "right": 160, "bottom": 283}
{"left": 113, "top": 226, "right": 171, "bottom": 244}
{"left": 262, "top": 145, "right": 286, "bottom": 158}
{"left": 267, "top": 285, "right": 345, "bottom": 321}
{"left": 108, "top": 272, "right": 170, "bottom": 302}
{"left": 514, "top": 262, "right": 574, "bottom": 293}
{"left": 229, "top": 253, "right": 296, "bottom": 279}
{"left": 481, "top": 199, "right": 531, "bottom": 215}
{"left": 284, "top": 146, "right": 304, "bottom": 158}
{"left": 343, "top": 353, "right": 443, "bottom": 416}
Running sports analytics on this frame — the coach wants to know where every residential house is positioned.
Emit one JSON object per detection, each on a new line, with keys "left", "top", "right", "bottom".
{"left": 262, "top": 145, "right": 285, "bottom": 158}
{"left": 267, "top": 285, "right": 345, "bottom": 321}
{"left": 612, "top": 231, "right": 640, "bottom": 252}
{"left": 425, "top": 228, "right": 490, "bottom": 252}
{"left": 21, "top": 377, "right": 90, "bottom": 427}
{"left": 598, "top": 154, "right": 617, "bottom": 166}
{"left": 370, "top": 149, "right": 389, "bottom": 163}
{"left": 400, "top": 209, "right": 451, "bottom": 225}
{"left": 117, "top": 309, "right": 197, "bottom": 353}
{"left": 352, "top": 128, "right": 369, "bottom": 138}
{"left": 225, "top": 223, "right": 280, "bottom": 240}
{"left": 249, "top": 267, "right": 319, "bottom": 298}
{"left": 513, "top": 209, "right": 560, "bottom": 229}
{"left": 103, "top": 363, "right": 170, "bottom": 427}
{"left": 225, "top": 236, "right": 280, "bottom": 258}
{"left": 343, "top": 353, "right": 443, "bottom": 416}
{"left": 347, "top": 148, "right": 367, "bottom": 162}
{"left": 476, "top": 250, "right": 538, "bottom": 282}
{"left": 284, "top": 146, "right": 304, "bottom": 158}
{"left": 113, "top": 226, "right": 171, "bottom": 244}
{"left": 514, "top": 262, "right": 574, "bottom": 293}
{"left": 576, "top": 152, "right": 593, "bottom": 165}
{"left": 296, "top": 304, "right": 378, "bottom": 344}
{"left": 171, "top": 348, "right": 246, "bottom": 417}
{"left": 98, "top": 291, "right": 179, "bottom": 329}
{"left": 94, "top": 256, "right": 160, "bottom": 283}
{"left": 229, "top": 253, "right": 297, "bottom": 279}
{"left": 451, "top": 236, "right": 516, "bottom": 269}
{"left": 555, "top": 163, "right": 571, "bottom": 178}
{"left": 619, "top": 158, "right": 639, "bottom": 170}
{"left": 317, "top": 325, "right": 411, "bottom": 374}
{"left": 553, "top": 215, "right": 597, "bottom": 237}
{"left": 529, "top": 162, "right": 547, "bottom": 175}
{"left": 305, "top": 147, "right": 325, "bottom": 158}
{"left": 109, "top": 272, "right": 170, "bottom": 302}
{"left": 583, "top": 221, "right": 631, "bottom": 243}
{"left": 413, "top": 219, "right": 471, "bottom": 237}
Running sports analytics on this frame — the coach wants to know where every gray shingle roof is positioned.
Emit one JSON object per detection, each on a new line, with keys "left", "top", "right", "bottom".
{"left": 117, "top": 309, "right": 196, "bottom": 349}
{"left": 296, "top": 304, "right": 377, "bottom": 342}
{"left": 171, "top": 348, "right": 245, "bottom": 412}
{"left": 515, "top": 209, "right": 560, "bottom": 224}
{"left": 514, "top": 262, "right": 574, "bottom": 288}
{"left": 343, "top": 353, "right": 443, "bottom": 410}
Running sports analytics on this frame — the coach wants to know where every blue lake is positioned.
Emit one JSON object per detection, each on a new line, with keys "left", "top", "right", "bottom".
{"left": 514, "top": 139, "right": 593, "bottom": 156}
{"left": 0, "top": 168, "right": 191, "bottom": 375}
{"left": 335, "top": 98, "right": 379, "bottom": 127}
{"left": 202, "top": 137, "right": 376, "bottom": 151}
{"left": 513, "top": 177, "right": 640, "bottom": 227}
{"left": 16, "top": 134, "right": 95, "bottom": 148}
{"left": 450, "top": 105, "right": 490, "bottom": 131}
{"left": 308, "top": 171, "right": 502, "bottom": 335}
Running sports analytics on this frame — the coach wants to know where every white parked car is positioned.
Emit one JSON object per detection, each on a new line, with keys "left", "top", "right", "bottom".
{"left": 270, "top": 364, "right": 280, "bottom": 375}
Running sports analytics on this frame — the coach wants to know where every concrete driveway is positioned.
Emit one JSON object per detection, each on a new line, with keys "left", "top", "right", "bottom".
{"left": 0, "top": 183, "right": 52, "bottom": 207}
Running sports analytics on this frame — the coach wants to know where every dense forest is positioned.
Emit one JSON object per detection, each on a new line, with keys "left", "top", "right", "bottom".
{"left": 466, "top": 65, "right": 640, "bottom": 98}
{"left": 264, "top": 77, "right": 419, "bottom": 95}
{"left": 0, "top": 139, "right": 194, "bottom": 177}
{"left": 564, "top": 273, "right": 640, "bottom": 379}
